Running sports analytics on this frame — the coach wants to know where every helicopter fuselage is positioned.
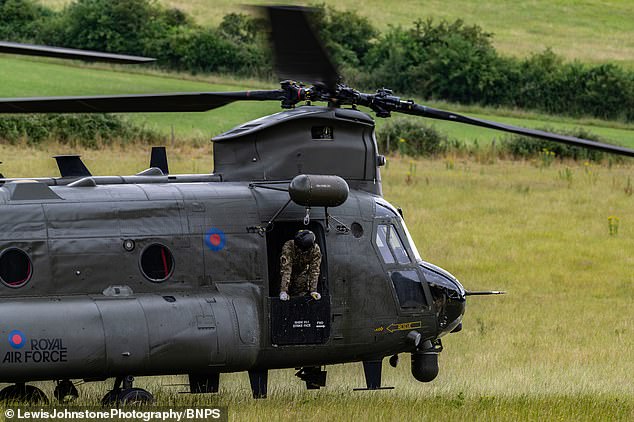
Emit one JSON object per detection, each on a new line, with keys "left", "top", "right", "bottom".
{"left": 0, "top": 105, "right": 465, "bottom": 392}
{"left": 0, "top": 178, "right": 461, "bottom": 383}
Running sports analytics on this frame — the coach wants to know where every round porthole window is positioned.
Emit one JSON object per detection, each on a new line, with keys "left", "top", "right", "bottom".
{"left": 351, "top": 222, "right": 364, "bottom": 238}
{"left": 0, "top": 248, "right": 33, "bottom": 288}
{"left": 140, "top": 244, "right": 174, "bottom": 283}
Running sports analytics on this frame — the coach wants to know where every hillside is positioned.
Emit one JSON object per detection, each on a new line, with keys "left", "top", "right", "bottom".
{"left": 39, "top": 0, "right": 634, "bottom": 67}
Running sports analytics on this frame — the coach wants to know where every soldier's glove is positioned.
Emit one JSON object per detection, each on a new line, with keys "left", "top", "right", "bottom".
{"left": 310, "top": 292, "right": 321, "bottom": 300}
{"left": 279, "top": 291, "right": 290, "bottom": 301}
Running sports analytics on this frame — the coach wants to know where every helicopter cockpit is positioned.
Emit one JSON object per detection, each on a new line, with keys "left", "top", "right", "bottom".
{"left": 373, "top": 198, "right": 466, "bottom": 333}
{"left": 373, "top": 199, "right": 429, "bottom": 309}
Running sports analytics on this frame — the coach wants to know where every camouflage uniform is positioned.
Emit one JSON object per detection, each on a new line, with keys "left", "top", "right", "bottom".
{"left": 279, "top": 240, "right": 322, "bottom": 297}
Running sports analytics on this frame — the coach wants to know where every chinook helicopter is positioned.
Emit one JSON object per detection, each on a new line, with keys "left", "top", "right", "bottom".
{"left": 0, "top": 6, "right": 633, "bottom": 405}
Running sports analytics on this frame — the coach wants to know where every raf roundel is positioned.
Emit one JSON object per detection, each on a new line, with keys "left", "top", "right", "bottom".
{"left": 204, "top": 228, "right": 226, "bottom": 251}
{"left": 8, "top": 329, "right": 26, "bottom": 349}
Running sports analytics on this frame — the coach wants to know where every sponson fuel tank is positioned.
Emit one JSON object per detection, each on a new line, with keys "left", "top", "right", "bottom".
{"left": 0, "top": 291, "right": 259, "bottom": 383}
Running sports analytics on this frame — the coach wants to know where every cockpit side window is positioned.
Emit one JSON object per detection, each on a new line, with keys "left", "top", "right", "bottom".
{"left": 386, "top": 225, "right": 410, "bottom": 264}
{"left": 375, "top": 224, "right": 410, "bottom": 265}
{"left": 375, "top": 225, "right": 395, "bottom": 264}
{"left": 376, "top": 200, "right": 422, "bottom": 262}
{"left": 376, "top": 202, "right": 398, "bottom": 218}
{"left": 390, "top": 270, "right": 427, "bottom": 308}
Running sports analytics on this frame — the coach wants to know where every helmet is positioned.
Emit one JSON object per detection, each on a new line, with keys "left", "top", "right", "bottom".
{"left": 294, "top": 230, "right": 316, "bottom": 251}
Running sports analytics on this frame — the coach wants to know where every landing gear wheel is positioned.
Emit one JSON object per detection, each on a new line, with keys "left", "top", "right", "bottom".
{"left": 0, "top": 384, "right": 49, "bottom": 404}
{"left": 101, "top": 376, "right": 154, "bottom": 406}
{"left": 101, "top": 390, "right": 119, "bottom": 406}
{"left": 389, "top": 354, "right": 399, "bottom": 368}
{"left": 54, "top": 380, "right": 79, "bottom": 402}
{"left": 295, "top": 367, "right": 327, "bottom": 390}
{"left": 117, "top": 388, "right": 154, "bottom": 406}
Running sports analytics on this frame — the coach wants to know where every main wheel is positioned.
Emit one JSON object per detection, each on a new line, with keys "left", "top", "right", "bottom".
{"left": 54, "top": 380, "right": 79, "bottom": 402}
{"left": 117, "top": 388, "right": 154, "bottom": 406}
{"left": 0, "top": 384, "right": 49, "bottom": 404}
{"left": 101, "top": 389, "right": 119, "bottom": 406}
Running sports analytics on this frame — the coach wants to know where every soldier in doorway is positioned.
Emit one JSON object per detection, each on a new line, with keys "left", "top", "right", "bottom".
{"left": 279, "top": 230, "right": 322, "bottom": 301}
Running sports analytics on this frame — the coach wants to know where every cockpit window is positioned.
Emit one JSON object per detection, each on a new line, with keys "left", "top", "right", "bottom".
{"left": 376, "top": 202, "right": 398, "bottom": 218}
{"left": 386, "top": 225, "right": 410, "bottom": 264}
{"left": 375, "top": 199, "right": 422, "bottom": 262}
{"left": 375, "top": 224, "right": 410, "bottom": 265}
{"left": 375, "top": 225, "right": 395, "bottom": 264}
{"left": 390, "top": 270, "right": 427, "bottom": 308}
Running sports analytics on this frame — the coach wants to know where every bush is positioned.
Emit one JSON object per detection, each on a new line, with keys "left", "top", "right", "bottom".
{"left": 562, "top": 63, "right": 633, "bottom": 121}
{"left": 163, "top": 26, "right": 267, "bottom": 76}
{"left": 311, "top": 4, "right": 378, "bottom": 68}
{"left": 376, "top": 118, "right": 450, "bottom": 156}
{"left": 514, "top": 49, "right": 563, "bottom": 113}
{"left": 0, "top": 0, "right": 52, "bottom": 41}
{"left": 362, "top": 18, "right": 634, "bottom": 123}
{"left": 215, "top": 13, "right": 271, "bottom": 77}
{"left": 362, "top": 18, "right": 502, "bottom": 102}
{"left": 219, "top": 12, "right": 264, "bottom": 44}
{"left": 513, "top": 52, "right": 634, "bottom": 121}
{"left": 0, "top": 114, "right": 163, "bottom": 148}
{"left": 501, "top": 127, "right": 612, "bottom": 162}
{"left": 35, "top": 1, "right": 270, "bottom": 77}
{"left": 40, "top": 0, "right": 184, "bottom": 57}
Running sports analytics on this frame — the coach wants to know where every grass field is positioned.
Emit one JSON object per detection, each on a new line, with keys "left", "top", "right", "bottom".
{"left": 0, "top": 149, "right": 632, "bottom": 421}
{"left": 39, "top": 0, "right": 634, "bottom": 67}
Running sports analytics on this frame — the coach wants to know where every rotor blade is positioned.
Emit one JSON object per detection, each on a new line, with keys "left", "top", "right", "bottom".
{"left": 0, "top": 41, "right": 155, "bottom": 64}
{"left": 0, "top": 90, "right": 284, "bottom": 113}
{"left": 403, "top": 104, "right": 634, "bottom": 158}
{"left": 263, "top": 6, "right": 339, "bottom": 89}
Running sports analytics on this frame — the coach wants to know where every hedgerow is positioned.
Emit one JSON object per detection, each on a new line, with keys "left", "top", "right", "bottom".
{"left": 0, "top": 114, "right": 163, "bottom": 148}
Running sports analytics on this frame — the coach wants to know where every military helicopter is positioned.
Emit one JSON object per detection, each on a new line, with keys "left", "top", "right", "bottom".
{"left": 0, "top": 6, "right": 632, "bottom": 405}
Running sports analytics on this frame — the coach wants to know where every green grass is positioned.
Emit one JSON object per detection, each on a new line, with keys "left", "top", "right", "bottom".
{"left": 5, "top": 379, "right": 634, "bottom": 421}
{"left": 2, "top": 56, "right": 634, "bottom": 149}
{"left": 0, "top": 150, "right": 632, "bottom": 420}
{"left": 39, "top": 0, "right": 634, "bottom": 67}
